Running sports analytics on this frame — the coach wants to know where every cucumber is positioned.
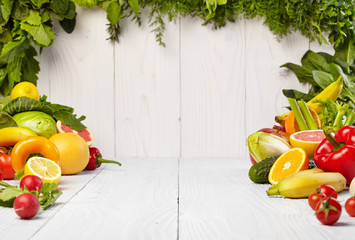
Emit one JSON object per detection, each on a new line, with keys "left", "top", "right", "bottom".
{"left": 248, "top": 155, "right": 279, "bottom": 184}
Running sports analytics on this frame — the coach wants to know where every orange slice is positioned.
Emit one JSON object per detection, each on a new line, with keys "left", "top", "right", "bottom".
{"left": 268, "top": 147, "right": 309, "bottom": 185}
{"left": 285, "top": 107, "right": 321, "bottom": 135}
{"left": 290, "top": 130, "right": 325, "bottom": 158}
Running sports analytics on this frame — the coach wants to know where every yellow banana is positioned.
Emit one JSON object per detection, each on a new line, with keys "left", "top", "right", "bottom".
{"left": 0, "top": 127, "right": 37, "bottom": 146}
{"left": 268, "top": 168, "right": 324, "bottom": 190}
{"left": 307, "top": 75, "right": 343, "bottom": 113}
{"left": 266, "top": 172, "right": 346, "bottom": 199}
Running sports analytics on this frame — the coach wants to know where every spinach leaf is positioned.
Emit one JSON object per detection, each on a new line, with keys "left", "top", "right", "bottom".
{"left": 280, "top": 62, "right": 315, "bottom": 85}
{"left": 301, "top": 50, "right": 330, "bottom": 72}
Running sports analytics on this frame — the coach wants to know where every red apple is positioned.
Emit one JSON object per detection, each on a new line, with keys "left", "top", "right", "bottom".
{"left": 257, "top": 126, "right": 290, "bottom": 143}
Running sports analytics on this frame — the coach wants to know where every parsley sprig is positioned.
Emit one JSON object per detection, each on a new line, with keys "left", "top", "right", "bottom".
{"left": 0, "top": 181, "right": 62, "bottom": 210}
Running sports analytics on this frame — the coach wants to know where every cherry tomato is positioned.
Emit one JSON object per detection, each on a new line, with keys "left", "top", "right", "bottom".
{"left": 20, "top": 175, "right": 43, "bottom": 193}
{"left": 308, "top": 192, "right": 325, "bottom": 210}
{"left": 316, "top": 184, "right": 338, "bottom": 199}
{"left": 345, "top": 197, "right": 355, "bottom": 217}
{"left": 315, "top": 196, "right": 341, "bottom": 225}
{"left": 13, "top": 193, "right": 40, "bottom": 219}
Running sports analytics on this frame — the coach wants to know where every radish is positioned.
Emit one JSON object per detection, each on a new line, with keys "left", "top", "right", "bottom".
{"left": 13, "top": 193, "right": 40, "bottom": 219}
{"left": 20, "top": 175, "right": 43, "bottom": 193}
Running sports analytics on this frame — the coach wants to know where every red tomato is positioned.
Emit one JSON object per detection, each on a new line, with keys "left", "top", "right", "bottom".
{"left": 315, "top": 197, "right": 342, "bottom": 225}
{"left": 308, "top": 192, "right": 325, "bottom": 210}
{"left": 316, "top": 184, "right": 338, "bottom": 199}
{"left": 345, "top": 197, "right": 355, "bottom": 217}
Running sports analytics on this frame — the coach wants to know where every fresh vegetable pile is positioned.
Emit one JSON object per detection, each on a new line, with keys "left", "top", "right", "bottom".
{"left": 248, "top": 37, "right": 355, "bottom": 225}
{"left": 0, "top": 82, "right": 121, "bottom": 219}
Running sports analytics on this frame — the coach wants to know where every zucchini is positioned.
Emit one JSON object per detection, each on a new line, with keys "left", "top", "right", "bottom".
{"left": 248, "top": 155, "right": 279, "bottom": 183}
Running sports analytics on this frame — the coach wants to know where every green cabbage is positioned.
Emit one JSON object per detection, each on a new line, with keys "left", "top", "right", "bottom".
{"left": 13, "top": 111, "right": 57, "bottom": 138}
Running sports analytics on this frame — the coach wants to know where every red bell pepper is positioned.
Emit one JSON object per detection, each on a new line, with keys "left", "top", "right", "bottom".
{"left": 0, "top": 147, "right": 15, "bottom": 180}
{"left": 314, "top": 126, "right": 355, "bottom": 184}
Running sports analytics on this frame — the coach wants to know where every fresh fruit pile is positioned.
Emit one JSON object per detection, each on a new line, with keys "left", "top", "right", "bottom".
{"left": 0, "top": 82, "right": 122, "bottom": 219}
{"left": 248, "top": 74, "right": 355, "bottom": 225}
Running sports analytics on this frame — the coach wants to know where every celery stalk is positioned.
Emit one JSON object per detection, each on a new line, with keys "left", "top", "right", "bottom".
{"left": 298, "top": 100, "right": 318, "bottom": 130}
{"left": 288, "top": 98, "right": 309, "bottom": 131}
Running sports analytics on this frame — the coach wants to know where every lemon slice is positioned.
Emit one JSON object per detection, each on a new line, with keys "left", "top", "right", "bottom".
{"left": 24, "top": 157, "right": 62, "bottom": 184}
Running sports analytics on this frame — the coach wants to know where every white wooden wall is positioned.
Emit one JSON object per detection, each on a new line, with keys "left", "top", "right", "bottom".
{"left": 37, "top": 7, "right": 333, "bottom": 159}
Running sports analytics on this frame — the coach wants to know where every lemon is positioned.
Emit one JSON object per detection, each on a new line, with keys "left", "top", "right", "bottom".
{"left": 10, "top": 82, "right": 40, "bottom": 101}
{"left": 49, "top": 133, "right": 89, "bottom": 175}
{"left": 24, "top": 157, "right": 62, "bottom": 184}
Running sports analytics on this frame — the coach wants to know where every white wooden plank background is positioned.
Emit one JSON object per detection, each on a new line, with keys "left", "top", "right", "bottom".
{"left": 36, "top": 7, "right": 332, "bottom": 158}
{"left": 1, "top": 158, "right": 355, "bottom": 240}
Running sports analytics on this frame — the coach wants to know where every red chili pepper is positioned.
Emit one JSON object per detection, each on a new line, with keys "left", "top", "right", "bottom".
{"left": 0, "top": 147, "right": 15, "bottom": 180}
{"left": 86, "top": 147, "right": 122, "bottom": 170}
{"left": 314, "top": 126, "right": 355, "bottom": 184}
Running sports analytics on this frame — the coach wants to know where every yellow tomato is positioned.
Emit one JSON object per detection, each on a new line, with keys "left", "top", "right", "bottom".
{"left": 49, "top": 133, "right": 89, "bottom": 175}
{"left": 10, "top": 82, "right": 40, "bottom": 101}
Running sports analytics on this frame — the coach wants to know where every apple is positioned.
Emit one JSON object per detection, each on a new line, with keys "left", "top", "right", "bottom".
{"left": 257, "top": 126, "right": 290, "bottom": 143}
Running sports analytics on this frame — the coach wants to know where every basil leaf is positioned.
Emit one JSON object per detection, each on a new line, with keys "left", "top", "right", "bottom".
{"left": 2, "top": 96, "right": 53, "bottom": 116}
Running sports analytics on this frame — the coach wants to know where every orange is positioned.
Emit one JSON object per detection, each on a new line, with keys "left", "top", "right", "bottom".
{"left": 56, "top": 120, "right": 95, "bottom": 146}
{"left": 285, "top": 107, "right": 321, "bottom": 135}
{"left": 268, "top": 147, "right": 309, "bottom": 185}
{"left": 49, "top": 133, "right": 89, "bottom": 175}
{"left": 290, "top": 130, "right": 325, "bottom": 158}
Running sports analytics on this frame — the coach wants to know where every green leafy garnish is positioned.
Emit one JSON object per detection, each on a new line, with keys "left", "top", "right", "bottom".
{"left": 0, "top": 181, "right": 62, "bottom": 210}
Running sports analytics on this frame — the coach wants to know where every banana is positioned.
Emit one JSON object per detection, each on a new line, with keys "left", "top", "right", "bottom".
{"left": 268, "top": 168, "right": 324, "bottom": 190}
{"left": 307, "top": 75, "right": 343, "bottom": 113}
{"left": 0, "top": 127, "right": 37, "bottom": 146}
{"left": 267, "top": 172, "right": 346, "bottom": 199}
{"left": 274, "top": 76, "right": 343, "bottom": 124}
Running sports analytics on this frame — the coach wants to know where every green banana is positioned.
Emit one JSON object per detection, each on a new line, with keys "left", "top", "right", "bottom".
{"left": 267, "top": 171, "right": 346, "bottom": 199}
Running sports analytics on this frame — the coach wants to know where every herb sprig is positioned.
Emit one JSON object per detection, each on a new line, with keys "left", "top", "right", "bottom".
{"left": 0, "top": 181, "right": 62, "bottom": 210}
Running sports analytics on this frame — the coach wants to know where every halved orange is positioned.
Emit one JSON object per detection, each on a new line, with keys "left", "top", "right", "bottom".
{"left": 268, "top": 147, "right": 309, "bottom": 185}
{"left": 284, "top": 107, "right": 321, "bottom": 135}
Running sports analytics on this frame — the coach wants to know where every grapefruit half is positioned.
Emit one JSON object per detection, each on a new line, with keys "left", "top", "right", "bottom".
{"left": 289, "top": 130, "right": 325, "bottom": 158}
{"left": 56, "top": 120, "right": 95, "bottom": 146}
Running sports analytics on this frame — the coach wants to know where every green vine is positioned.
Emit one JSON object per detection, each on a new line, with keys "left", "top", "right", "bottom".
{"left": 0, "top": 0, "right": 354, "bottom": 96}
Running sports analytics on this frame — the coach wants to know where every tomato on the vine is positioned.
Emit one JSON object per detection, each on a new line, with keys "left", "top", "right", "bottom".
{"left": 316, "top": 184, "right": 338, "bottom": 199}
{"left": 345, "top": 197, "right": 355, "bottom": 217}
{"left": 315, "top": 197, "right": 341, "bottom": 225}
{"left": 308, "top": 192, "right": 325, "bottom": 210}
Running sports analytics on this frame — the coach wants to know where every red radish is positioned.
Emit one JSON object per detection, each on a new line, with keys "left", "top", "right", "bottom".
{"left": 20, "top": 175, "right": 43, "bottom": 193}
{"left": 13, "top": 193, "right": 40, "bottom": 219}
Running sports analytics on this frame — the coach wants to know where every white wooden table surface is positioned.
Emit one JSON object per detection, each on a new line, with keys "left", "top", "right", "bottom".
{"left": 1, "top": 158, "right": 355, "bottom": 240}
